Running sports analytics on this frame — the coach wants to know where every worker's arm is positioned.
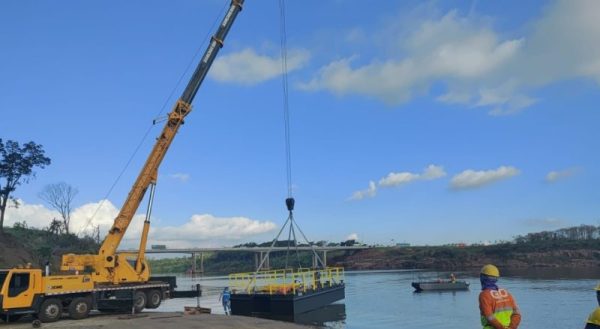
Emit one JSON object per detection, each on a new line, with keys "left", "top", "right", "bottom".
{"left": 508, "top": 296, "right": 522, "bottom": 329}
{"left": 479, "top": 293, "right": 506, "bottom": 329}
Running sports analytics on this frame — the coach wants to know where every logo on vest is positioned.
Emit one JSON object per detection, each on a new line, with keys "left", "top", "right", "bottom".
{"left": 490, "top": 289, "right": 509, "bottom": 299}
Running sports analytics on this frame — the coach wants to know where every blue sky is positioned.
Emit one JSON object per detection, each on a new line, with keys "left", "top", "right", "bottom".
{"left": 1, "top": 0, "right": 599, "bottom": 247}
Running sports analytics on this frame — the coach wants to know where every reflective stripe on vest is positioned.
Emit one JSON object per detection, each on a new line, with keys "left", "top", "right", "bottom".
{"left": 481, "top": 309, "right": 513, "bottom": 328}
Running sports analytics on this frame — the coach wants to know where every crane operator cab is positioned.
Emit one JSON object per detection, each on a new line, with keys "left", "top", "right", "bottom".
{"left": 0, "top": 268, "right": 43, "bottom": 322}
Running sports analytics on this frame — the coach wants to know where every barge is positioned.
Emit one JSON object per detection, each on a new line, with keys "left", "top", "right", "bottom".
{"left": 229, "top": 267, "right": 345, "bottom": 318}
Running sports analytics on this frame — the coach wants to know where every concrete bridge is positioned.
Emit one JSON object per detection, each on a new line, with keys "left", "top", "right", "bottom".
{"left": 119, "top": 246, "right": 370, "bottom": 274}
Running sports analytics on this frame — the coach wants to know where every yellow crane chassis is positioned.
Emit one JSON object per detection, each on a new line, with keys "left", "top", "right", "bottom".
{"left": 0, "top": 268, "right": 171, "bottom": 324}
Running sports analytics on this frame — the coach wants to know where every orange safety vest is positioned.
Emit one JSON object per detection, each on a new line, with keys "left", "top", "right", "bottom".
{"left": 479, "top": 288, "right": 521, "bottom": 329}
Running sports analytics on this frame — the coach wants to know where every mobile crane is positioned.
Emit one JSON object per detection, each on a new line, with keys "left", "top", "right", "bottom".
{"left": 0, "top": 0, "right": 243, "bottom": 323}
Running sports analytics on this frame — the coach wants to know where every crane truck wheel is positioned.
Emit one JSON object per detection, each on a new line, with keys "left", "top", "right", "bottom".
{"left": 68, "top": 297, "right": 92, "bottom": 320}
{"left": 133, "top": 291, "right": 146, "bottom": 313}
{"left": 37, "top": 298, "right": 63, "bottom": 323}
{"left": 145, "top": 290, "right": 162, "bottom": 309}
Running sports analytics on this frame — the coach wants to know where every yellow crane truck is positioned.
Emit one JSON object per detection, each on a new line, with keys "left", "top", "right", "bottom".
{"left": 0, "top": 0, "right": 244, "bottom": 323}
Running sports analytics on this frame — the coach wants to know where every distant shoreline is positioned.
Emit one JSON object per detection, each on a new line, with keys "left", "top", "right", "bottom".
{"left": 3, "top": 225, "right": 599, "bottom": 277}
{"left": 333, "top": 244, "right": 600, "bottom": 272}
{"left": 148, "top": 242, "right": 600, "bottom": 276}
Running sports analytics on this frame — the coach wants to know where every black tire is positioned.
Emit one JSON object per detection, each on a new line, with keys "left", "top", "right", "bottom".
{"left": 145, "top": 290, "right": 162, "bottom": 309}
{"left": 133, "top": 291, "right": 146, "bottom": 313}
{"left": 38, "top": 298, "right": 62, "bottom": 323}
{"left": 0, "top": 313, "right": 23, "bottom": 322}
{"left": 68, "top": 297, "right": 91, "bottom": 320}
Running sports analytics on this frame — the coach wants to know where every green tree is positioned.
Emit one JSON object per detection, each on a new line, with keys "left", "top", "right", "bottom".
{"left": 47, "top": 218, "right": 64, "bottom": 235}
{"left": 0, "top": 139, "right": 51, "bottom": 233}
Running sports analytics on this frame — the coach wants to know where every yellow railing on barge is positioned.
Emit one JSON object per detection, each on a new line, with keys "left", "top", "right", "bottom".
{"left": 229, "top": 267, "right": 344, "bottom": 295}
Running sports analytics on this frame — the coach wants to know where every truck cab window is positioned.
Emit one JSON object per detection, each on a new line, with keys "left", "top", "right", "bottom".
{"left": 0, "top": 271, "right": 7, "bottom": 291}
{"left": 8, "top": 273, "right": 30, "bottom": 297}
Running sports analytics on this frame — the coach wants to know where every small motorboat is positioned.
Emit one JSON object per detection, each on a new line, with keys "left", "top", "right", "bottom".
{"left": 411, "top": 280, "right": 470, "bottom": 292}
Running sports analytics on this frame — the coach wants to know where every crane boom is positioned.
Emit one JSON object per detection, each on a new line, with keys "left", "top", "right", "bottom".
{"left": 102, "top": 0, "right": 244, "bottom": 257}
{"left": 62, "top": 0, "right": 244, "bottom": 284}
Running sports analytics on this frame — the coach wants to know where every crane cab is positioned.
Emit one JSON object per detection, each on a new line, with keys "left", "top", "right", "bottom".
{"left": 0, "top": 269, "right": 43, "bottom": 319}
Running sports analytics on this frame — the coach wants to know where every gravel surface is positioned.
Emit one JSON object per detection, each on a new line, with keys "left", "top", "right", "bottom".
{"left": 2, "top": 312, "right": 313, "bottom": 329}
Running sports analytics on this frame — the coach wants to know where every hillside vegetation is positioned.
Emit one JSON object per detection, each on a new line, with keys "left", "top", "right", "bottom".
{"left": 0, "top": 222, "right": 98, "bottom": 270}
{"left": 151, "top": 225, "right": 600, "bottom": 274}
{"left": 2, "top": 224, "right": 599, "bottom": 274}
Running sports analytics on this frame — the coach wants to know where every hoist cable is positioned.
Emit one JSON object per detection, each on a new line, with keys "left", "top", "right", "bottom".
{"left": 278, "top": 0, "right": 323, "bottom": 269}
{"left": 279, "top": 0, "right": 293, "bottom": 198}
{"left": 278, "top": 0, "right": 302, "bottom": 269}
{"left": 257, "top": 0, "right": 325, "bottom": 273}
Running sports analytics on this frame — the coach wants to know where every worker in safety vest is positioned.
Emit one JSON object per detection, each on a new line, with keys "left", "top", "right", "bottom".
{"left": 584, "top": 284, "right": 600, "bottom": 328}
{"left": 219, "top": 287, "right": 231, "bottom": 315}
{"left": 479, "top": 264, "right": 521, "bottom": 329}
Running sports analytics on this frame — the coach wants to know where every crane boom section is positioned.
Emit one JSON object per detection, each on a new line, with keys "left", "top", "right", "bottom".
{"left": 100, "top": 0, "right": 244, "bottom": 257}
{"left": 182, "top": 0, "right": 244, "bottom": 104}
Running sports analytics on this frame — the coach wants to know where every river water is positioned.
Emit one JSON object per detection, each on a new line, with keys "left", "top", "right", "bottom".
{"left": 158, "top": 269, "right": 598, "bottom": 329}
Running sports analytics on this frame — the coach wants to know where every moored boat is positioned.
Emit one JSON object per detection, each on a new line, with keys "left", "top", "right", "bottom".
{"left": 412, "top": 280, "right": 470, "bottom": 292}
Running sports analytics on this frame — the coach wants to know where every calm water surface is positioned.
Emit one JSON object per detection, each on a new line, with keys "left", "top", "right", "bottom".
{"left": 158, "top": 269, "right": 598, "bottom": 329}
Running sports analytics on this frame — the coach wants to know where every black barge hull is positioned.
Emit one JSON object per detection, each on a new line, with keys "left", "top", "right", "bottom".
{"left": 231, "top": 284, "right": 345, "bottom": 317}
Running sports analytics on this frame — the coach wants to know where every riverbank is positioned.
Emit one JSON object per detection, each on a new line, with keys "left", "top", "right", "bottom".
{"left": 4, "top": 312, "right": 312, "bottom": 329}
{"left": 3, "top": 225, "right": 600, "bottom": 273}
{"left": 334, "top": 242, "right": 600, "bottom": 270}
{"left": 146, "top": 241, "right": 600, "bottom": 274}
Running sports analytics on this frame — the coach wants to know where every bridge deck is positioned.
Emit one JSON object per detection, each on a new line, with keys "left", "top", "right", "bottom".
{"left": 119, "top": 246, "right": 370, "bottom": 254}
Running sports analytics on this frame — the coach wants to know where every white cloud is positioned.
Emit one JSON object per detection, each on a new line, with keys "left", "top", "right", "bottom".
{"left": 147, "top": 214, "right": 277, "bottom": 248}
{"left": 70, "top": 199, "right": 121, "bottom": 234}
{"left": 3, "top": 199, "right": 60, "bottom": 229}
{"left": 475, "top": 82, "right": 537, "bottom": 116}
{"left": 210, "top": 48, "right": 310, "bottom": 85}
{"left": 302, "top": 1, "right": 600, "bottom": 115}
{"left": 350, "top": 165, "right": 445, "bottom": 201}
{"left": 451, "top": 166, "right": 520, "bottom": 190}
{"left": 3, "top": 199, "right": 126, "bottom": 236}
{"left": 378, "top": 172, "right": 420, "bottom": 187}
{"left": 421, "top": 164, "right": 447, "bottom": 180}
{"left": 349, "top": 180, "right": 377, "bottom": 201}
{"left": 545, "top": 167, "right": 580, "bottom": 183}
{"left": 4, "top": 199, "right": 277, "bottom": 248}
{"left": 301, "top": 11, "right": 522, "bottom": 109}
{"left": 346, "top": 233, "right": 359, "bottom": 241}
{"left": 521, "top": 0, "right": 600, "bottom": 84}
{"left": 169, "top": 173, "right": 190, "bottom": 183}
{"left": 379, "top": 164, "right": 446, "bottom": 188}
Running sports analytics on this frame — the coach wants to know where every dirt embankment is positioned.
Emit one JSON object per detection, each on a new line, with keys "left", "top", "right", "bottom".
{"left": 0, "top": 233, "right": 34, "bottom": 267}
{"left": 331, "top": 246, "right": 600, "bottom": 270}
